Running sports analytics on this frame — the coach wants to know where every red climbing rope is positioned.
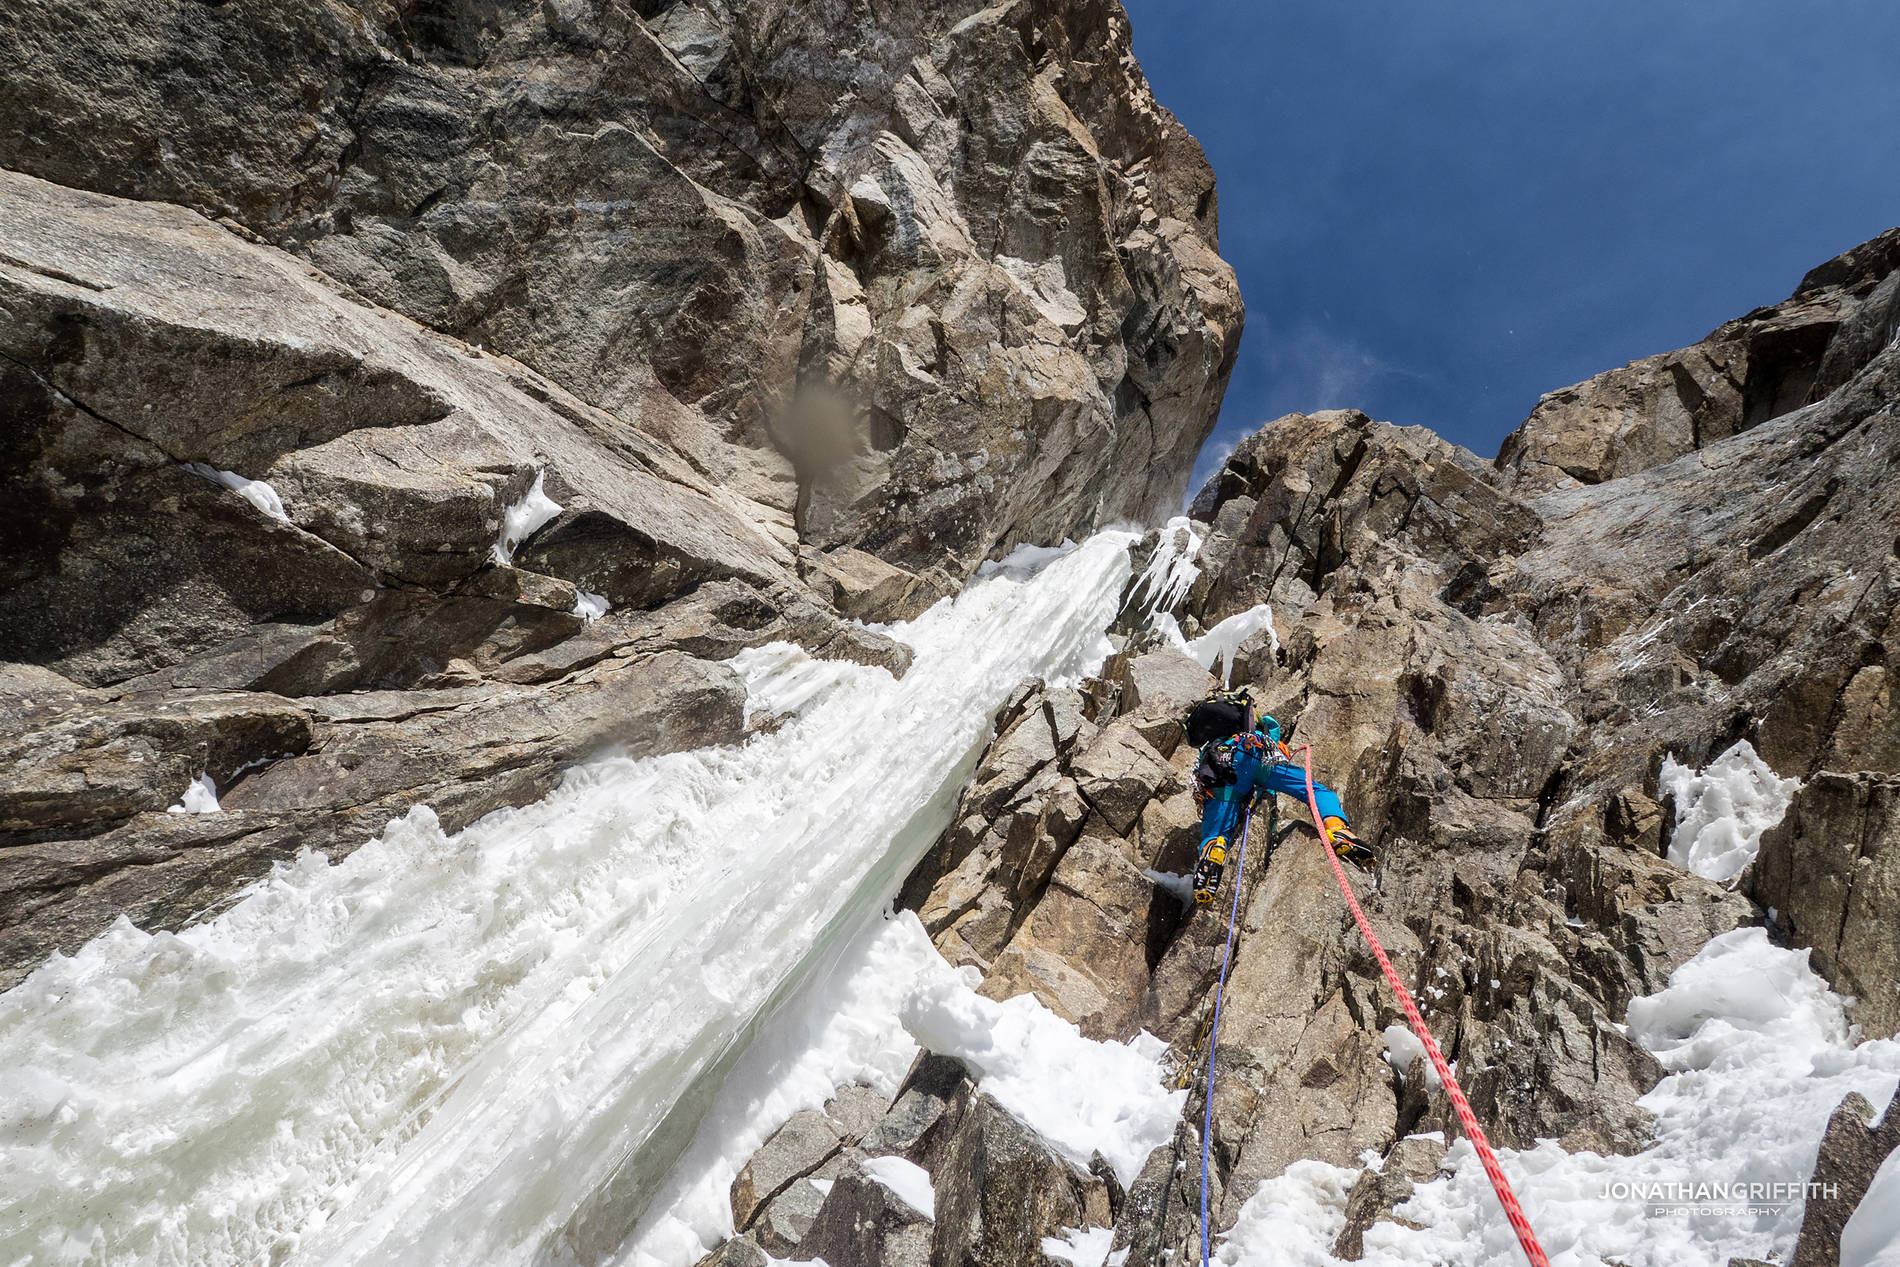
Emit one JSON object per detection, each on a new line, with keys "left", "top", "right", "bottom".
{"left": 1296, "top": 744, "right": 1552, "bottom": 1267}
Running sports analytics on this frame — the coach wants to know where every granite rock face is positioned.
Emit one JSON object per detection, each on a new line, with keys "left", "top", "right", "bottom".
{"left": 1753, "top": 772, "right": 1900, "bottom": 1039}
{"left": 0, "top": 1, "right": 1238, "bottom": 983}
{"left": 1147, "top": 292, "right": 1895, "bottom": 1239}
{"left": 0, "top": 169, "right": 793, "bottom": 685}
{"left": 1788, "top": 1086, "right": 1900, "bottom": 1267}
{"left": 0, "top": 0, "right": 1240, "bottom": 573}
{"left": 685, "top": 226, "right": 1900, "bottom": 1266}
{"left": 1494, "top": 227, "right": 1900, "bottom": 493}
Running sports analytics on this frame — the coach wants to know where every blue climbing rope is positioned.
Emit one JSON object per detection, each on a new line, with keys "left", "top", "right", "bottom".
{"left": 1198, "top": 801, "right": 1254, "bottom": 1267}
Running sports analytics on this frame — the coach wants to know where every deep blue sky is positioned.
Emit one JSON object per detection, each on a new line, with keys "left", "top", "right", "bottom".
{"left": 1119, "top": 1, "right": 1900, "bottom": 487}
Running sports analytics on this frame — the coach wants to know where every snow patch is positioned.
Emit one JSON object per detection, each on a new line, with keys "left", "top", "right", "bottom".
{"left": 862, "top": 1155, "right": 935, "bottom": 1220}
{"left": 182, "top": 462, "right": 289, "bottom": 522}
{"left": 1214, "top": 1159, "right": 1357, "bottom": 1265}
{"left": 165, "top": 773, "right": 220, "bottom": 815}
{"left": 1217, "top": 927, "right": 1900, "bottom": 1267}
{"left": 1658, "top": 740, "right": 1800, "bottom": 883}
{"left": 1380, "top": 1024, "right": 1438, "bottom": 1088}
{"left": 898, "top": 971, "right": 1184, "bottom": 1187}
{"left": 1841, "top": 1145, "right": 1900, "bottom": 1267}
{"left": 1182, "top": 603, "right": 1277, "bottom": 687}
{"left": 1041, "top": 1225, "right": 1116, "bottom": 1267}
{"left": 574, "top": 590, "right": 610, "bottom": 622}
{"left": 493, "top": 470, "right": 563, "bottom": 564}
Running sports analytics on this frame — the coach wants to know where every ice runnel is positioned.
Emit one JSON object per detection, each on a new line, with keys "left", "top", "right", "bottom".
{"left": 0, "top": 530, "right": 1141, "bottom": 1267}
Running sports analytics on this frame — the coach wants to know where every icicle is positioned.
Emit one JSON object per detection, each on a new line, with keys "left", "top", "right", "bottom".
{"left": 1129, "top": 515, "right": 1204, "bottom": 620}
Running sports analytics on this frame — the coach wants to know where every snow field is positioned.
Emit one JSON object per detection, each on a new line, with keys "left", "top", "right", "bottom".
{"left": 0, "top": 529, "right": 1147, "bottom": 1267}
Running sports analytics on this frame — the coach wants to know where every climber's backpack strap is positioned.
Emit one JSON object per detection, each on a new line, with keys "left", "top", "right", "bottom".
{"left": 1184, "top": 689, "right": 1253, "bottom": 747}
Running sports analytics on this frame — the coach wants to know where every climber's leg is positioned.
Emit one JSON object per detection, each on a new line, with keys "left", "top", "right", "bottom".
{"left": 1192, "top": 795, "right": 1245, "bottom": 905}
{"left": 1254, "top": 760, "right": 1346, "bottom": 823}
{"left": 1254, "top": 761, "right": 1375, "bottom": 870}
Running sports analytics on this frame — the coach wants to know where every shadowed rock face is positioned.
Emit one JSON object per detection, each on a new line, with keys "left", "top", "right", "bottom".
{"left": 0, "top": 2, "right": 1240, "bottom": 984}
{"left": 682, "top": 226, "right": 1897, "bottom": 1265}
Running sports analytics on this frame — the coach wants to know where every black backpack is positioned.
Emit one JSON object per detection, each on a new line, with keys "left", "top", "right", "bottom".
{"left": 1184, "top": 689, "right": 1253, "bottom": 747}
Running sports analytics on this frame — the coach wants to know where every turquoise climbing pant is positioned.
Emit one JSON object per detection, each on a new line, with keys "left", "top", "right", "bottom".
{"left": 1198, "top": 734, "right": 1346, "bottom": 849}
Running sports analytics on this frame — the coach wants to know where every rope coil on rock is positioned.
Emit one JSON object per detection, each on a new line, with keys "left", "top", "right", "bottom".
{"left": 1297, "top": 743, "right": 1552, "bottom": 1267}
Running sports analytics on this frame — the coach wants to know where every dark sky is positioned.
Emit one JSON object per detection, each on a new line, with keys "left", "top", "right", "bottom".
{"left": 1118, "top": 1, "right": 1900, "bottom": 488}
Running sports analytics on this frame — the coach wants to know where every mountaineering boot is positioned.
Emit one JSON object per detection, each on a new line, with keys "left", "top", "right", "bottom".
{"left": 1192, "top": 836, "right": 1227, "bottom": 905}
{"left": 1324, "top": 817, "right": 1376, "bottom": 871}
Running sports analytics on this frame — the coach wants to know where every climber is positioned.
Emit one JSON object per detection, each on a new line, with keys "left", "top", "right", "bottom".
{"left": 1185, "top": 689, "right": 1375, "bottom": 904}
